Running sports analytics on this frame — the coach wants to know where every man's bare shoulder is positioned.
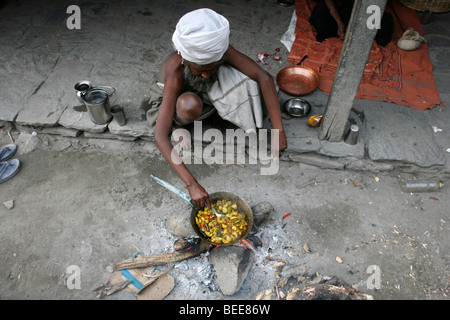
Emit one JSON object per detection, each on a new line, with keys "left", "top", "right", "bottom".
{"left": 159, "top": 52, "right": 183, "bottom": 83}
{"left": 166, "top": 52, "right": 183, "bottom": 66}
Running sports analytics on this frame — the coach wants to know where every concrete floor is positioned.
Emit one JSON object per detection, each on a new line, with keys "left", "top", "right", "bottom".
{"left": 0, "top": 138, "right": 448, "bottom": 300}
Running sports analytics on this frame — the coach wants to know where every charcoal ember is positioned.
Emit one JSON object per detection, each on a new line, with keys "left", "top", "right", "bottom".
{"left": 173, "top": 237, "right": 201, "bottom": 251}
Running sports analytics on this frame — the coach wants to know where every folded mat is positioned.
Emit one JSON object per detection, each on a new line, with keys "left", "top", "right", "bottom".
{"left": 286, "top": 0, "right": 443, "bottom": 110}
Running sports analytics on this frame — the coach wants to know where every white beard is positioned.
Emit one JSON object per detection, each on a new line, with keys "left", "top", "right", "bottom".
{"left": 182, "top": 63, "right": 220, "bottom": 93}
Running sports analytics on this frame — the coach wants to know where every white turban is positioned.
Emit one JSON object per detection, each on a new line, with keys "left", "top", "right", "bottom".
{"left": 172, "top": 8, "right": 230, "bottom": 65}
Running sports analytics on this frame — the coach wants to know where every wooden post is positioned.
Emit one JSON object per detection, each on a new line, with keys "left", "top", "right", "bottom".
{"left": 319, "top": 0, "right": 387, "bottom": 141}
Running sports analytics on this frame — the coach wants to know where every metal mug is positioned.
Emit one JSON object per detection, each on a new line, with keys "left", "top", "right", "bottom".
{"left": 81, "top": 88, "right": 112, "bottom": 125}
{"left": 74, "top": 80, "right": 92, "bottom": 104}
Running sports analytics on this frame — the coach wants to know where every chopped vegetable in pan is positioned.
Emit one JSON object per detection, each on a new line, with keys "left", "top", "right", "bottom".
{"left": 195, "top": 200, "right": 248, "bottom": 245}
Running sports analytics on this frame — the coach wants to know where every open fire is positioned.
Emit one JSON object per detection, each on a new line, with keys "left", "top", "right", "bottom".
{"left": 98, "top": 202, "right": 372, "bottom": 300}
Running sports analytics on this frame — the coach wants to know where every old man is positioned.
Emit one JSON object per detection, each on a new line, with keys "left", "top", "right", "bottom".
{"left": 147, "top": 8, "right": 287, "bottom": 208}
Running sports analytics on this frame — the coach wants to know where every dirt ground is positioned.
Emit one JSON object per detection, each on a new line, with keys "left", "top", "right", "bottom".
{"left": 0, "top": 132, "right": 448, "bottom": 300}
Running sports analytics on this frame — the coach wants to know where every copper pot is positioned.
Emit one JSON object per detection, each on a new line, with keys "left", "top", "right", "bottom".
{"left": 276, "top": 55, "right": 319, "bottom": 96}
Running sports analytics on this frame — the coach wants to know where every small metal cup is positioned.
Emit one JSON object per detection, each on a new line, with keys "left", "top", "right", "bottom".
{"left": 344, "top": 124, "right": 359, "bottom": 145}
{"left": 74, "top": 80, "right": 92, "bottom": 104}
{"left": 110, "top": 105, "right": 127, "bottom": 126}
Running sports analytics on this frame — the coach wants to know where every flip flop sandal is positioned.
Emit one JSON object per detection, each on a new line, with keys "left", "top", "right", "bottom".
{"left": 0, "top": 144, "right": 18, "bottom": 162}
{"left": 0, "top": 159, "right": 21, "bottom": 184}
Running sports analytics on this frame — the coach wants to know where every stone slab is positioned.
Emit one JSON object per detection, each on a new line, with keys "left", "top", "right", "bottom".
{"left": 108, "top": 106, "right": 153, "bottom": 138}
{"left": 424, "top": 93, "right": 450, "bottom": 173}
{"left": 83, "top": 60, "right": 154, "bottom": 108}
{"left": 40, "top": 126, "right": 82, "bottom": 137}
{"left": 15, "top": 59, "right": 94, "bottom": 127}
{"left": 83, "top": 132, "right": 138, "bottom": 141}
{"left": 59, "top": 105, "right": 108, "bottom": 134}
{"left": 282, "top": 117, "right": 323, "bottom": 153}
{"left": 0, "top": 72, "right": 42, "bottom": 122}
{"left": 320, "top": 108, "right": 366, "bottom": 158}
{"left": 320, "top": 139, "right": 365, "bottom": 159}
{"left": 0, "top": 47, "right": 58, "bottom": 122}
{"left": 280, "top": 99, "right": 365, "bottom": 159}
{"left": 288, "top": 153, "right": 345, "bottom": 170}
{"left": 363, "top": 101, "right": 446, "bottom": 167}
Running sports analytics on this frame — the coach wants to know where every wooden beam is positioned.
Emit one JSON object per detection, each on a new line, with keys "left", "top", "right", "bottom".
{"left": 319, "top": 0, "right": 387, "bottom": 141}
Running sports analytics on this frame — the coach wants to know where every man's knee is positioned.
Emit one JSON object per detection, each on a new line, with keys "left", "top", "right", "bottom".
{"left": 175, "top": 92, "right": 203, "bottom": 125}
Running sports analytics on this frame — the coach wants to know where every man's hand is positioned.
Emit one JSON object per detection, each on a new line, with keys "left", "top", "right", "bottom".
{"left": 278, "top": 130, "right": 287, "bottom": 155}
{"left": 337, "top": 22, "right": 346, "bottom": 40}
{"left": 272, "top": 129, "right": 287, "bottom": 157}
{"left": 187, "top": 181, "right": 211, "bottom": 208}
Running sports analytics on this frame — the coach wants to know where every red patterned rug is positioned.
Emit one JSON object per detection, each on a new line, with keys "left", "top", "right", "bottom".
{"left": 287, "top": 0, "right": 443, "bottom": 110}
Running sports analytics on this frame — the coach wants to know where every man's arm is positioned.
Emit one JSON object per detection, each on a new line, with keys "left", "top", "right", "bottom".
{"left": 153, "top": 54, "right": 211, "bottom": 208}
{"left": 223, "top": 45, "right": 288, "bottom": 155}
{"left": 325, "top": 0, "right": 346, "bottom": 39}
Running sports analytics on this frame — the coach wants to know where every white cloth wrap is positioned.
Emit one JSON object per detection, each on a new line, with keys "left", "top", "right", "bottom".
{"left": 172, "top": 8, "right": 230, "bottom": 65}
{"left": 207, "top": 65, "right": 264, "bottom": 133}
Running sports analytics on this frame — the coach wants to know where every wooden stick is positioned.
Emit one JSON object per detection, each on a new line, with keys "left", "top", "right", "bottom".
{"left": 114, "top": 240, "right": 211, "bottom": 270}
{"left": 94, "top": 279, "right": 132, "bottom": 298}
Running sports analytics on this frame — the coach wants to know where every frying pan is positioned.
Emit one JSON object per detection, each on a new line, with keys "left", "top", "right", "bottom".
{"left": 276, "top": 55, "right": 319, "bottom": 96}
{"left": 151, "top": 174, "right": 253, "bottom": 246}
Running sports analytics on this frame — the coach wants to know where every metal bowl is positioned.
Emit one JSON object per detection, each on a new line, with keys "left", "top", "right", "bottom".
{"left": 284, "top": 98, "right": 311, "bottom": 117}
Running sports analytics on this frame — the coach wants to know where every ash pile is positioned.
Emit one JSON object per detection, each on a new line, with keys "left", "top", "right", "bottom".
{"left": 96, "top": 202, "right": 372, "bottom": 300}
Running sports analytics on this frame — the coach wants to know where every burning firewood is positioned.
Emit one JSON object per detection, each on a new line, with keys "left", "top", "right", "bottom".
{"left": 286, "top": 284, "right": 373, "bottom": 300}
{"left": 114, "top": 239, "right": 211, "bottom": 270}
{"left": 256, "top": 270, "right": 373, "bottom": 300}
{"left": 173, "top": 237, "right": 201, "bottom": 251}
